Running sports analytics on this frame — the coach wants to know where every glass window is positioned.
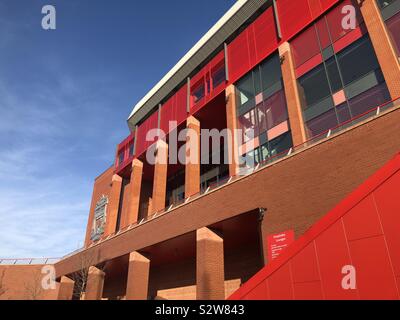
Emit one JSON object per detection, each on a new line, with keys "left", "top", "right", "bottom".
{"left": 269, "top": 132, "right": 293, "bottom": 157}
{"left": 299, "top": 64, "right": 331, "bottom": 108}
{"left": 306, "top": 108, "right": 338, "bottom": 137}
{"left": 348, "top": 83, "right": 391, "bottom": 118}
{"left": 236, "top": 72, "right": 255, "bottom": 108}
{"left": 212, "top": 65, "right": 226, "bottom": 89}
{"left": 337, "top": 36, "right": 380, "bottom": 86}
{"left": 129, "top": 143, "right": 134, "bottom": 157}
{"left": 238, "top": 109, "right": 257, "bottom": 142}
{"left": 326, "top": 58, "right": 342, "bottom": 93}
{"left": 192, "top": 83, "right": 205, "bottom": 103}
{"left": 260, "top": 54, "right": 282, "bottom": 93}
{"left": 387, "top": 12, "right": 400, "bottom": 56}
{"left": 377, "top": 0, "right": 397, "bottom": 9}
{"left": 264, "top": 89, "right": 288, "bottom": 130}
{"left": 118, "top": 151, "right": 124, "bottom": 166}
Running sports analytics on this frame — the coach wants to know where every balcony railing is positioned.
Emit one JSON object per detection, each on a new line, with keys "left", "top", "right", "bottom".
{"left": 61, "top": 95, "right": 400, "bottom": 260}
{"left": 0, "top": 258, "right": 60, "bottom": 265}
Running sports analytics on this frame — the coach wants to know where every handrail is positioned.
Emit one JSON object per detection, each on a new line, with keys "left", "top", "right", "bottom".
{"left": 0, "top": 257, "right": 60, "bottom": 265}
{"left": 60, "top": 96, "right": 400, "bottom": 261}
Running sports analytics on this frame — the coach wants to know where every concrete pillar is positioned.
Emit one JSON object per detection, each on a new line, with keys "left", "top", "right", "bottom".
{"left": 225, "top": 84, "right": 240, "bottom": 177}
{"left": 196, "top": 227, "right": 225, "bottom": 300}
{"left": 84, "top": 266, "right": 105, "bottom": 300}
{"left": 126, "top": 252, "right": 150, "bottom": 300}
{"left": 105, "top": 174, "right": 123, "bottom": 236}
{"left": 127, "top": 159, "right": 143, "bottom": 225}
{"left": 185, "top": 116, "right": 201, "bottom": 198}
{"left": 57, "top": 276, "right": 74, "bottom": 300}
{"left": 279, "top": 42, "right": 307, "bottom": 146}
{"left": 357, "top": 0, "right": 400, "bottom": 99}
{"left": 151, "top": 140, "right": 168, "bottom": 213}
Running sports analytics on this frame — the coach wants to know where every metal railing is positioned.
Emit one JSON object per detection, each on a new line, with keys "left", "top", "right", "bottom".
{"left": 0, "top": 258, "right": 60, "bottom": 266}
{"left": 60, "top": 96, "right": 400, "bottom": 260}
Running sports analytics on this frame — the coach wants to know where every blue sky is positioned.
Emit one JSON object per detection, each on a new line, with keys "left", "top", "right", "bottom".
{"left": 0, "top": 0, "right": 235, "bottom": 258}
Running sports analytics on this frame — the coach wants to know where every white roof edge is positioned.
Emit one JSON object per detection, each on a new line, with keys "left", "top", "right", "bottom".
{"left": 127, "top": 0, "right": 249, "bottom": 121}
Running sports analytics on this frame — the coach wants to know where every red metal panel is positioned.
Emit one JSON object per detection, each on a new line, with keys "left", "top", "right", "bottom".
{"left": 315, "top": 220, "right": 359, "bottom": 299}
{"left": 290, "top": 242, "right": 320, "bottom": 283}
{"left": 308, "top": 0, "right": 323, "bottom": 18}
{"left": 277, "top": 0, "right": 313, "bottom": 40}
{"left": 326, "top": 0, "right": 363, "bottom": 43}
{"left": 229, "top": 153, "right": 400, "bottom": 300}
{"left": 373, "top": 172, "right": 400, "bottom": 277}
{"left": 267, "top": 264, "right": 294, "bottom": 300}
{"left": 332, "top": 25, "right": 365, "bottom": 53}
{"left": 293, "top": 281, "right": 324, "bottom": 300}
{"left": 342, "top": 194, "right": 383, "bottom": 241}
{"left": 135, "top": 110, "right": 159, "bottom": 157}
{"left": 348, "top": 235, "right": 399, "bottom": 300}
{"left": 319, "top": 0, "right": 340, "bottom": 11}
{"left": 227, "top": 30, "right": 251, "bottom": 84}
{"left": 243, "top": 281, "right": 269, "bottom": 300}
{"left": 291, "top": 24, "right": 321, "bottom": 69}
{"left": 253, "top": 7, "right": 279, "bottom": 65}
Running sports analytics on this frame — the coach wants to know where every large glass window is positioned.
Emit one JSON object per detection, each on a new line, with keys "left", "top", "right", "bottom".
{"left": 297, "top": 34, "right": 390, "bottom": 138}
{"left": 192, "top": 83, "right": 205, "bottom": 104}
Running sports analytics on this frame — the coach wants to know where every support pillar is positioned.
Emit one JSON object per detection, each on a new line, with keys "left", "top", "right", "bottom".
{"left": 57, "top": 276, "right": 74, "bottom": 300}
{"left": 196, "top": 227, "right": 225, "bottom": 300}
{"left": 105, "top": 174, "right": 123, "bottom": 236}
{"left": 127, "top": 159, "right": 143, "bottom": 225}
{"left": 279, "top": 42, "right": 307, "bottom": 146}
{"left": 225, "top": 84, "right": 239, "bottom": 177}
{"left": 185, "top": 116, "right": 201, "bottom": 198}
{"left": 126, "top": 251, "right": 150, "bottom": 300}
{"left": 84, "top": 266, "right": 105, "bottom": 300}
{"left": 151, "top": 140, "right": 168, "bottom": 213}
{"left": 357, "top": 0, "right": 400, "bottom": 99}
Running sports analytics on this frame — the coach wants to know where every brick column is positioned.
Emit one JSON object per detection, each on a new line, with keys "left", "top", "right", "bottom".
{"left": 279, "top": 42, "right": 307, "bottom": 145}
{"left": 57, "top": 276, "right": 74, "bottom": 300}
{"left": 151, "top": 140, "right": 168, "bottom": 213}
{"left": 127, "top": 159, "right": 143, "bottom": 225}
{"left": 105, "top": 174, "right": 122, "bottom": 236}
{"left": 196, "top": 227, "right": 225, "bottom": 300}
{"left": 126, "top": 251, "right": 150, "bottom": 300}
{"left": 84, "top": 266, "right": 105, "bottom": 300}
{"left": 357, "top": 0, "right": 400, "bottom": 99}
{"left": 225, "top": 84, "right": 239, "bottom": 177}
{"left": 185, "top": 116, "right": 201, "bottom": 198}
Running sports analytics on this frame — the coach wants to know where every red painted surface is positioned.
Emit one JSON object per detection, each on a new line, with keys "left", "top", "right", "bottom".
{"left": 115, "top": 0, "right": 366, "bottom": 169}
{"left": 267, "top": 230, "right": 295, "bottom": 261}
{"left": 135, "top": 109, "right": 159, "bottom": 158}
{"left": 229, "top": 153, "right": 400, "bottom": 300}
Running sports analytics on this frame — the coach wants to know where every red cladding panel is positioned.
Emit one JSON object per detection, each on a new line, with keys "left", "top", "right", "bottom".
{"left": 326, "top": 0, "right": 363, "bottom": 43}
{"left": 342, "top": 194, "right": 383, "bottom": 241}
{"left": 348, "top": 236, "right": 398, "bottom": 300}
{"left": 315, "top": 220, "right": 359, "bottom": 299}
{"left": 291, "top": 25, "right": 321, "bottom": 69}
{"left": 229, "top": 154, "right": 400, "bottom": 300}
{"left": 319, "top": 0, "right": 340, "bottom": 11}
{"left": 290, "top": 242, "right": 321, "bottom": 283}
{"left": 135, "top": 110, "right": 159, "bottom": 157}
{"left": 267, "top": 264, "right": 294, "bottom": 300}
{"left": 308, "top": 0, "right": 323, "bottom": 18}
{"left": 160, "top": 84, "right": 188, "bottom": 135}
{"left": 227, "top": 30, "right": 251, "bottom": 84}
{"left": 277, "top": 0, "right": 313, "bottom": 40}
{"left": 293, "top": 281, "right": 324, "bottom": 300}
{"left": 373, "top": 173, "right": 400, "bottom": 277}
{"left": 243, "top": 281, "right": 269, "bottom": 300}
{"left": 253, "top": 7, "right": 279, "bottom": 63}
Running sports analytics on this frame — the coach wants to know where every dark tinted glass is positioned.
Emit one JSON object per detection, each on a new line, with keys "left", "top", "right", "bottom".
{"left": 260, "top": 54, "right": 282, "bottom": 92}
{"left": 299, "top": 64, "right": 331, "bottom": 108}
{"left": 337, "top": 36, "right": 380, "bottom": 85}
{"left": 326, "top": 58, "right": 342, "bottom": 93}
{"left": 236, "top": 72, "right": 255, "bottom": 108}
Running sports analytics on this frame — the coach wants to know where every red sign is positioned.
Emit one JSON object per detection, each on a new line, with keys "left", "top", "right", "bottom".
{"left": 267, "top": 230, "right": 295, "bottom": 261}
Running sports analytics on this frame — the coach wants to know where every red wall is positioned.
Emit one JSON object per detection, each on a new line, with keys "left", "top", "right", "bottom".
{"left": 135, "top": 109, "right": 159, "bottom": 157}
{"left": 229, "top": 153, "right": 400, "bottom": 300}
{"left": 160, "top": 83, "right": 188, "bottom": 135}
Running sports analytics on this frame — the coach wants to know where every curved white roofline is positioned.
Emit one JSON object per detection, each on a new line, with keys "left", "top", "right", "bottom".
{"left": 128, "top": 0, "right": 249, "bottom": 121}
